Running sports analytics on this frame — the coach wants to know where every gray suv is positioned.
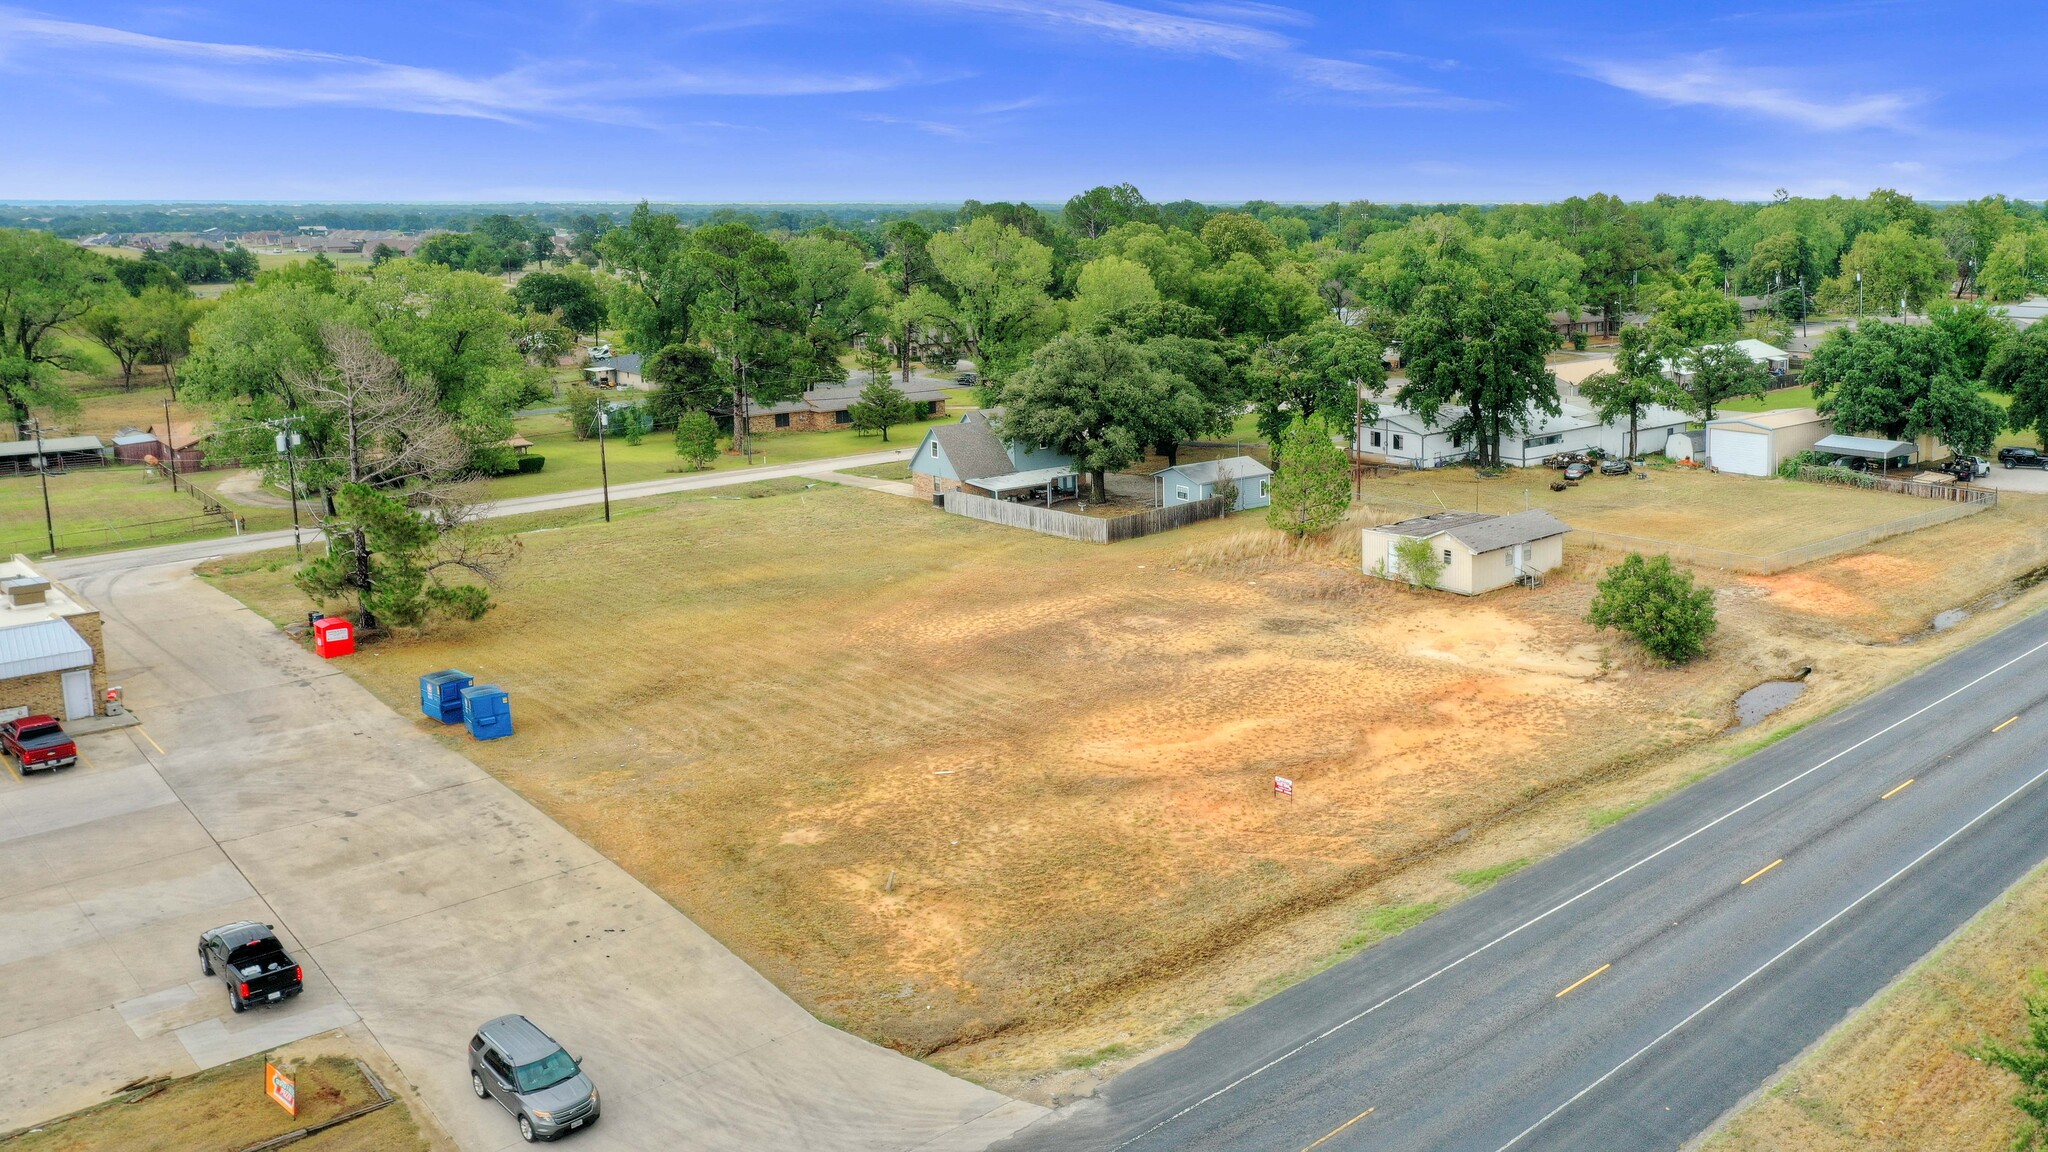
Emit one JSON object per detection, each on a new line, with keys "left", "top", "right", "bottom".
{"left": 468, "top": 1015, "right": 600, "bottom": 1141}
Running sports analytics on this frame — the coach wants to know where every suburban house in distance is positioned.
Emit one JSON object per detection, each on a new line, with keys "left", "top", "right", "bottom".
{"left": 740, "top": 379, "right": 950, "bottom": 434}
{"left": 1359, "top": 397, "right": 1691, "bottom": 468}
{"left": 1361, "top": 510, "right": 1569, "bottom": 596}
{"left": 1154, "top": 456, "right": 1272, "bottom": 511}
{"left": 585, "top": 352, "right": 645, "bottom": 389}
{"left": 0, "top": 556, "right": 109, "bottom": 722}
{"left": 1667, "top": 338, "right": 1791, "bottom": 381}
{"left": 909, "top": 411, "right": 1077, "bottom": 503}
{"left": 1703, "top": 408, "right": 1830, "bottom": 477}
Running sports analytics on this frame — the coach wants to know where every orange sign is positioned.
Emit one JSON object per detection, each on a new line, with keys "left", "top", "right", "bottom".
{"left": 265, "top": 1062, "right": 297, "bottom": 1116}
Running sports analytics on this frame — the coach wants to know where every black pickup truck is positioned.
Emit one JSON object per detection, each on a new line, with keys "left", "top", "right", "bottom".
{"left": 197, "top": 921, "right": 303, "bottom": 1013}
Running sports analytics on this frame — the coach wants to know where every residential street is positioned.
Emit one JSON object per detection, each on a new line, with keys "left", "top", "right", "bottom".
{"left": 2, "top": 557, "right": 1036, "bottom": 1150}
{"left": 994, "top": 606, "right": 2048, "bottom": 1151}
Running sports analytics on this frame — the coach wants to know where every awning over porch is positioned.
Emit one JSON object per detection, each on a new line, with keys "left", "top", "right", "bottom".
{"left": 974, "top": 466, "right": 1079, "bottom": 495}
{"left": 1813, "top": 433, "right": 1916, "bottom": 460}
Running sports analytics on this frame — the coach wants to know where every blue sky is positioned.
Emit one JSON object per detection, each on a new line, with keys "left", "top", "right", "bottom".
{"left": 1, "top": 1, "right": 2039, "bottom": 203}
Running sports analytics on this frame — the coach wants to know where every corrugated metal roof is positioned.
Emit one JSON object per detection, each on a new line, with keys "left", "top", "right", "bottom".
{"left": 977, "top": 465, "right": 1078, "bottom": 493}
{"left": 1155, "top": 456, "right": 1273, "bottom": 484}
{"left": 0, "top": 619, "right": 93, "bottom": 679}
{"left": 1814, "top": 433, "right": 1916, "bottom": 458}
{"left": 0, "top": 436, "right": 105, "bottom": 458}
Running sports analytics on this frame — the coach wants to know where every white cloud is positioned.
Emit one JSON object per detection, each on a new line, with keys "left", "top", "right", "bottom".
{"left": 919, "top": 0, "right": 1476, "bottom": 107}
{"left": 1577, "top": 53, "right": 1914, "bottom": 131}
{"left": 0, "top": 8, "right": 916, "bottom": 124}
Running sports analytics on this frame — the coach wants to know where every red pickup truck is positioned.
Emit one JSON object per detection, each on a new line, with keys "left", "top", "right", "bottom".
{"left": 2, "top": 715, "right": 78, "bottom": 773}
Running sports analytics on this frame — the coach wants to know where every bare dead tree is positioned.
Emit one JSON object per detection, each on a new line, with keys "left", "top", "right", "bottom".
{"left": 287, "top": 324, "right": 469, "bottom": 489}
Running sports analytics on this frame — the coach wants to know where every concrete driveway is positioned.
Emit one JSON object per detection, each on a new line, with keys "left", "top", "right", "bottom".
{"left": 10, "top": 561, "right": 1037, "bottom": 1150}
{"left": 1982, "top": 463, "right": 2048, "bottom": 494}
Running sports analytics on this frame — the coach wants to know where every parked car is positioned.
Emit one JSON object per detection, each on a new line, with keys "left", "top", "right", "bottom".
{"left": 1, "top": 715, "right": 76, "bottom": 773}
{"left": 469, "top": 1015, "right": 600, "bottom": 1142}
{"left": 1563, "top": 462, "right": 1593, "bottom": 481}
{"left": 1599, "top": 458, "right": 1632, "bottom": 476}
{"left": 1829, "top": 455, "right": 1874, "bottom": 472}
{"left": 1939, "top": 456, "right": 1990, "bottom": 481}
{"left": 197, "top": 921, "right": 303, "bottom": 1012}
{"left": 2000, "top": 446, "right": 2048, "bottom": 470}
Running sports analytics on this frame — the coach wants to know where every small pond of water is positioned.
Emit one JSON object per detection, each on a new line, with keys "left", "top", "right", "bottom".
{"left": 1732, "top": 679, "right": 1808, "bottom": 731}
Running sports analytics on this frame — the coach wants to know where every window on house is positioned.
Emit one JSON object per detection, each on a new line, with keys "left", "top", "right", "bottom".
{"left": 1370, "top": 430, "right": 1383, "bottom": 448}
{"left": 932, "top": 442, "right": 941, "bottom": 456}
{"left": 1523, "top": 433, "right": 1562, "bottom": 448}
{"left": 1392, "top": 434, "right": 1406, "bottom": 450}
{"left": 1176, "top": 485, "right": 1190, "bottom": 501}
{"left": 774, "top": 412, "right": 791, "bottom": 429}
{"left": 1257, "top": 480, "right": 1267, "bottom": 497}
{"left": 834, "top": 410, "right": 852, "bottom": 424}
{"left": 1442, "top": 548, "right": 1452, "bottom": 565}
{"left": 1451, "top": 432, "right": 1463, "bottom": 448}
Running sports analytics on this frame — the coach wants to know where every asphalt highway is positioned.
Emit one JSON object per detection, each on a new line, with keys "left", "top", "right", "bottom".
{"left": 996, "top": 605, "right": 2048, "bottom": 1152}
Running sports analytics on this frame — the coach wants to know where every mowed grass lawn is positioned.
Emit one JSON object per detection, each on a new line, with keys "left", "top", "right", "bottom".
{"left": 1359, "top": 465, "right": 1938, "bottom": 556}
{"left": 483, "top": 409, "right": 944, "bottom": 498}
{"left": 0, "top": 466, "right": 286, "bottom": 556}
{"left": 1, "top": 1052, "right": 432, "bottom": 1152}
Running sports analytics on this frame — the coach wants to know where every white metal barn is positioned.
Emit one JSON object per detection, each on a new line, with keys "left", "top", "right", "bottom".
{"left": 1703, "top": 408, "right": 1831, "bottom": 477}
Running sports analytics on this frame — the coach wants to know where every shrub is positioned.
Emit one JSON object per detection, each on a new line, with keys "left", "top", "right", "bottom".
{"left": 1587, "top": 552, "right": 1717, "bottom": 663}
{"left": 516, "top": 455, "right": 546, "bottom": 474}
{"left": 1393, "top": 535, "right": 1444, "bottom": 589}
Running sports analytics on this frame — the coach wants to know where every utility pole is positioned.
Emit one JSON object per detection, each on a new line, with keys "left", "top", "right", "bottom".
{"left": 29, "top": 418, "right": 54, "bottom": 555}
{"left": 275, "top": 417, "right": 304, "bottom": 560}
{"left": 1856, "top": 270, "right": 1864, "bottom": 321}
{"left": 161, "top": 396, "right": 179, "bottom": 492}
{"left": 597, "top": 406, "right": 612, "bottom": 523}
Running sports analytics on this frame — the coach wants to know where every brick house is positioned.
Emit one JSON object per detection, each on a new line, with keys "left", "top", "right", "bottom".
{"left": 741, "top": 380, "right": 950, "bottom": 434}
{"left": 0, "top": 557, "right": 109, "bottom": 722}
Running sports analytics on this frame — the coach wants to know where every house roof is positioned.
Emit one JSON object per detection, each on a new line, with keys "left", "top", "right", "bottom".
{"left": 924, "top": 420, "right": 1014, "bottom": 481}
{"left": 1375, "top": 511, "right": 1495, "bottom": 538}
{"left": 1550, "top": 357, "right": 1617, "bottom": 386}
{"left": 1155, "top": 455, "right": 1273, "bottom": 484}
{"left": 1707, "top": 407, "right": 1826, "bottom": 431}
{"left": 742, "top": 380, "right": 950, "bottom": 417}
{"left": 0, "top": 435, "right": 106, "bottom": 458}
{"left": 586, "top": 353, "right": 643, "bottom": 374}
{"left": 1814, "top": 433, "right": 1916, "bottom": 458}
{"left": 0, "top": 619, "right": 94, "bottom": 679}
{"left": 976, "top": 465, "right": 1078, "bottom": 494}
{"left": 147, "top": 422, "right": 206, "bottom": 450}
{"left": 1443, "top": 509, "right": 1571, "bottom": 553}
{"left": 1730, "top": 338, "right": 1790, "bottom": 362}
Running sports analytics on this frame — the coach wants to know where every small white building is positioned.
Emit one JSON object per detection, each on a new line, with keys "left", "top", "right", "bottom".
{"left": 1362, "top": 510, "right": 1569, "bottom": 595}
{"left": 1703, "top": 408, "right": 1831, "bottom": 477}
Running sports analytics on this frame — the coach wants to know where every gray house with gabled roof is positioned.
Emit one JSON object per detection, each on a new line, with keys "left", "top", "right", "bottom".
{"left": 1360, "top": 509, "right": 1569, "bottom": 595}
{"left": 908, "top": 411, "right": 1078, "bottom": 504}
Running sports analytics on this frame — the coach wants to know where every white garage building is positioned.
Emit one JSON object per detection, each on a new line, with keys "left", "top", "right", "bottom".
{"left": 1703, "top": 408, "right": 1831, "bottom": 477}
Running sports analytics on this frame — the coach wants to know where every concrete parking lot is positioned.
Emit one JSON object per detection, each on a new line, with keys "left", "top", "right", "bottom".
{"left": 7, "top": 561, "right": 1037, "bottom": 1150}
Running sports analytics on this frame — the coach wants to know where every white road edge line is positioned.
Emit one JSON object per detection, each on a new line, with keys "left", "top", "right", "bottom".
{"left": 1109, "top": 634, "right": 2048, "bottom": 1151}
{"left": 1493, "top": 756, "right": 2048, "bottom": 1151}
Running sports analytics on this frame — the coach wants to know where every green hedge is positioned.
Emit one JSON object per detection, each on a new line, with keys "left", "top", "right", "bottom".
{"left": 516, "top": 455, "right": 546, "bottom": 474}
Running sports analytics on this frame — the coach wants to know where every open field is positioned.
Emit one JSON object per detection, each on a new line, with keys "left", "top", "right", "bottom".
{"left": 24, "top": 380, "right": 207, "bottom": 442}
{"left": 0, "top": 466, "right": 287, "bottom": 556}
{"left": 1358, "top": 464, "right": 1937, "bottom": 555}
{"left": 0, "top": 1052, "right": 432, "bottom": 1152}
{"left": 197, "top": 469, "right": 2048, "bottom": 1097}
{"left": 1706, "top": 853, "right": 2048, "bottom": 1152}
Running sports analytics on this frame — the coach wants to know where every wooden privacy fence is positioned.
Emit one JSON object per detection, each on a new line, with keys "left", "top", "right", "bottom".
{"left": 943, "top": 492, "right": 1227, "bottom": 543}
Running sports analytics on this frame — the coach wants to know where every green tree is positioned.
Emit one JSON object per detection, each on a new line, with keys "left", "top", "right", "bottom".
{"left": 1396, "top": 270, "right": 1560, "bottom": 467}
{"left": 999, "top": 332, "right": 1199, "bottom": 502}
{"left": 1251, "top": 320, "right": 1384, "bottom": 448}
{"left": 295, "top": 482, "right": 497, "bottom": 632}
{"left": 81, "top": 293, "right": 150, "bottom": 389}
{"left": 1803, "top": 320, "right": 2002, "bottom": 448}
{"left": 1651, "top": 254, "right": 1742, "bottom": 347}
{"left": 673, "top": 409, "right": 719, "bottom": 469}
{"left": 643, "top": 342, "right": 721, "bottom": 428}
{"left": 1666, "top": 340, "right": 1769, "bottom": 424}
{"left": 1199, "top": 213, "right": 1282, "bottom": 267}
{"left": 1977, "top": 230, "right": 2048, "bottom": 302}
{"left": 597, "top": 202, "right": 698, "bottom": 353}
{"left": 1971, "top": 988, "right": 2048, "bottom": 1150}
{"left": 1910, "top": 373, "right": 2004, "bottom": 457}
{"left": 1266, "top": 416, "right": 1351, "bottom": 538}
{"left": 1587, "top": 552, "right": 1717, "bottom": 664}
{"left": 690, "top": 222, "right": 806, "bottom": 457}
{"left": 510, "top": 269, "right": 607, "bottom": 335}
{"left": 1990, "top": 326, "right": 2048, "bottom": 448}
{"left": 1069, "top": 255, "right": 1159, "bottom": 334}
{"left": 133, "top": 285, "right": 205, "bottom": 397}
{"left": 927, "top": 215, "right": 1059, "bottom": 385}
{"left": 1819, "top": 222, "right": 1951, "bottom": 315}
{"left": 0, "top": 229, "right": 118, "bottom": 435}
{"left": 848, "top": 376, "right": 914, "bottom": 441}
{"left": 1392, "top": 535, "right": 1444, "bottom": 589}
{"left": 1063, "top": 183, "right": 1155, "bottom": 239}
{"left": 1928, "top": 298, "right": 2012, "bottom": 383}
{"left": 1577, "top": 325, "right": 1668, "bottom": 457}
{"left": 785, "top": 230, "right": 886, "bottom": 382}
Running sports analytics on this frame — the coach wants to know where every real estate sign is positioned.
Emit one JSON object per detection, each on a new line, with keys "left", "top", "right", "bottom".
{"left": 266, "top": 1061, "right": 296, "bottom": 1116}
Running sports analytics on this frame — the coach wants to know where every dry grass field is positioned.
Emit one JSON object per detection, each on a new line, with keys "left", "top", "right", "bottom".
{"left": 200, "top": 476, "right": 2048, "bottom": 1100}
{"left": 1358, "top": 465, "right": 1940, "bottom": 556}
{"left": 1706, "top": 855, "right": 2048, "bottom": 1152}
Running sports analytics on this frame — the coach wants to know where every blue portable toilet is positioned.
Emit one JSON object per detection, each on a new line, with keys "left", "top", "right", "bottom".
{"left": 419, "top": 670, "right": 473, "bottom": 724}
{"left": 461, "top": 684, "right": 513, "bottom": 741}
